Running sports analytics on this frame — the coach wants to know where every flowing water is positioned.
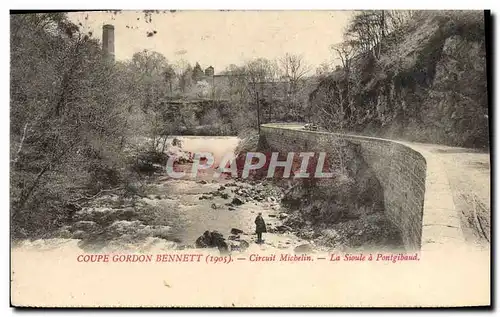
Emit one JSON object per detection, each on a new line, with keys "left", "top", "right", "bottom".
{"left": 153, "top": 136, "right": 304, "bottom": 248}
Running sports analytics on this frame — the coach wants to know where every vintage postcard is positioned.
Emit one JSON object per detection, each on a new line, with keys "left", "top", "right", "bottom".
{"left": 10, "top": 10, "right": 491, "bottom": 307}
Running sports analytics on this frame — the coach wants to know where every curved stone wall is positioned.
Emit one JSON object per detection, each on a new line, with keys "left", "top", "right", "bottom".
{"left": 260, "top": 124, "right": 464, "bottom": 251}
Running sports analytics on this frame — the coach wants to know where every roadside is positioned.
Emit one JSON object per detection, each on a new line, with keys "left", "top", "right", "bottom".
{"left": 395, "top": 141, "right": 490, "bottom": 249}
{"left": 428, "top": 145, "right": 490, "bottom": 248}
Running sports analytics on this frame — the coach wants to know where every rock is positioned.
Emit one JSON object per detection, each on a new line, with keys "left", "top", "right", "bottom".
{"left": 294, "top": 243, "right": 314, "bottom": 254}
{"left": 230, "top": 228, "right": 244, "bottom": 235}
{"left": 221, "top": 193, "right": 229, "bottom": 199}
{"left": 73, "top": 220, "right": 99, "bottom": 232}
{"left": 228, "top": 207, "right": 236, "bottom": 211}
{"left": 254, "top": 196, "right": 263, "bottom": 202}
{"left": 113, "top": 207, "right": 137, "bottom": 221}
{"left": 239, "top": 240, "right": 250, "bottom": 250}
{"left": 218, "top": 186, "right": 226, "bottom": 191}
{"left": 228, "top": 240, "right": 239, "bottom": 250}
{"left": 275, "top": 225, "right": 293, "bottom": 233}
{"left": 55, "top": 228, "right": 73, "bottom": 239}
{"left": 211, "top": 203, "right": 221, "bottom": 209}
{"left": 198, "top": 180, "right": 208, "bottom": 184}
{"left": 299, "top": 230, "right": 315, "bottom": 240}
{"left": 228, "top": 235, "right": 240, "bottom": 241}
{"left": 268, "top": 214, "right": 277, "bottom": 218}
{"left": 267, "top": 196, "right": 276, "bottom": 203}
{"left": 72, "top": 230, "right": 87, "bottom": 239}
{"left": 231, "top": 197, "right": 244, "bottom": 206}
{"left": 278, "top": 212, "right": 289, "bottom": 220}
{"left": 229, "top": 239, "right": 249, "bottom": 252}
{"left": 195, "top": 230, "right": 228, "bottom": 253}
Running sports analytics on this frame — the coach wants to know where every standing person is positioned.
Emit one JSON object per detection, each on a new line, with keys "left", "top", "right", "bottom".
{"left": 254, "top": 212, "right": 267, "bottom": 244}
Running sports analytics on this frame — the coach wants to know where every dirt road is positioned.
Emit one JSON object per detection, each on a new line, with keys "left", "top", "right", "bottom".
{"left": 409, "top": 143, "right": 490, "bottom": 248}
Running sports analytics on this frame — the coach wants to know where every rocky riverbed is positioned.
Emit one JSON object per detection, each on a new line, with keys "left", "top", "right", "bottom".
{"left": 28, "top": 136, "right": 314, "bottom": 255}
{"left": 15, "top": 136, "right": 405, "bottom": 254}
{"left": 47, "top": 175, "right": 315, "bottom": 254}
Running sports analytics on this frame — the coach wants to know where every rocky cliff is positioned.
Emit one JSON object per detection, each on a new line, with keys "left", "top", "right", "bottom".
{"left": 310, "top": 11, "right": 488, "bottom": 148}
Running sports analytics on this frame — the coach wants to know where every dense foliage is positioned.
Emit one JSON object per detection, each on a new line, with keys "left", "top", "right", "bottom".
{"left": 309, "top": 11, "right": 488, "bottom": 148}
{"left": 10, "top": 10, "right": 489, "bottom": 239}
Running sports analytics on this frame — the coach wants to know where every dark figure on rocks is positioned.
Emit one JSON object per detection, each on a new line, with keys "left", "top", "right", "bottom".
{"left": 255, "top": 212, "right": 267, "bottom": 244}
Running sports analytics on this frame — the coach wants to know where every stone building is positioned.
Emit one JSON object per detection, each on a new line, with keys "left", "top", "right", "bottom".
{"left": 102, "top": 24, "right": 115, "bottom": 61}
{"left": 204, "top": 66, "right": 214, "bottom": 77}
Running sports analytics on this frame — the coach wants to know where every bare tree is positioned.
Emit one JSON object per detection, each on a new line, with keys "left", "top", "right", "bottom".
{"left": 313, "top": 80, "right": 349, "bottom": 132}
{"left": 386, "top": 10, "right": 415, "bottom": 31}
{"left": 343, "top": 10, "right": 415, "bottom": 60}
{"left": 316, "top": 61, "right": 332, "bottom": 79}
{"left": 244, "top": 58, "right": 276, "bottom": 131}
{"left": 279, "top": 53, "right": 312, "bottom": 120}
{"left": 279, "top": 53, "right": 311, "bottom": 85}
{"left": 330, "top": 42, "right": 355, "bottom": 72}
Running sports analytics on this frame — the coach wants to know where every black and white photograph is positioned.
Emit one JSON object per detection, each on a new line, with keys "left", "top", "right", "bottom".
{"left": 9, "top": 9, "right": 491, "bottom": 308}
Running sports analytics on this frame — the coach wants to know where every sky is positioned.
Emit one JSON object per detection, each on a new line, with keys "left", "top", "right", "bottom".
{"left": 67, "top": 10, "right": 354, "bottom": 74}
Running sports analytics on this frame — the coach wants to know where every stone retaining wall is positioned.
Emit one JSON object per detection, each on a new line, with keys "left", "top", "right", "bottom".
{"left": 260, "top": 124, "right": 438, "bottom": 250}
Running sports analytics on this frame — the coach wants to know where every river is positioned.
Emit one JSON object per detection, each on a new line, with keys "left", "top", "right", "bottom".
{"left": 12, "top": 136, "right": 308, "bottom": 253}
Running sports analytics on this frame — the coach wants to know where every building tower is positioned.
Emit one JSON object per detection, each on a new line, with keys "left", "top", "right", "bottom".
{"left": 205, "top": 66, "right": 214, "bottom": 77}
{"left": 102, "top": 24, "right": 115, "bottom": 61}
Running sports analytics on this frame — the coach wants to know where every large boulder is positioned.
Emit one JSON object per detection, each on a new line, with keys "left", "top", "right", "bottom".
{"left": 231, "top": 197, "right": 244, "bottom": 206}
{"left": 229, "top": 239, "right": 250, "bottom": 252}
{"left": 195, "top": 230, "right": 229, "bottom": 253}
{"left": 230, "top": 228, "right": 244, "bottom": 235}
{"left": 274, "top": 225, "right": 293, "bottom": 233}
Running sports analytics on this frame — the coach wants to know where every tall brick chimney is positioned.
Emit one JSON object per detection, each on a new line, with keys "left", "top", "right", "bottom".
{"left": 102, "top": 24, "right": 115, "bottom": 61}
